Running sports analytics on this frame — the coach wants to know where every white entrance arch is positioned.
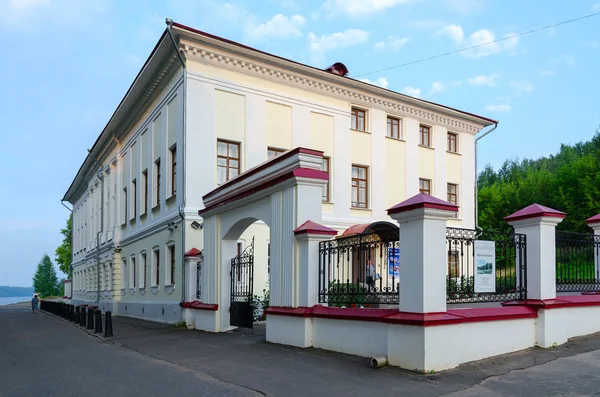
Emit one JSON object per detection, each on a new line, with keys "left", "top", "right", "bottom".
{"left": 193, "top": 148, "right": 329, "bottom": 332}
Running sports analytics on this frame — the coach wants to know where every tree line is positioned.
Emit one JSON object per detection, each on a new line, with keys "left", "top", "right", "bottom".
{"left": 478, "top": 127, "right": 600, "bottom": 233}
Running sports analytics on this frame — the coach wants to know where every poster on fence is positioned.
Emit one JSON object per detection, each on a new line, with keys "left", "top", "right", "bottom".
{"left": 474, "top": 240, "right": 496, "bottom": 293}
{"left": 388, "top": 247, "right": 400, "bottom": 278}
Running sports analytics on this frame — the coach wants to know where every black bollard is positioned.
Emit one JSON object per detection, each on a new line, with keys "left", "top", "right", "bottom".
{"left": 80, "top": 307, "right": 87, "bottom": 327}
{"left": 87, "top": 308, "right": 94, "bottom": 330}
{"left": 74, "top": 306, "right": 79, "bottom": 323}
{"left": 104, "top": 311, "right": 113, "bottom": 337}
{"left": 72, "top": 305, "right": 75, "bottom": 322}
{"left": 94, "top": 310, "right": 103, "bottom": 334}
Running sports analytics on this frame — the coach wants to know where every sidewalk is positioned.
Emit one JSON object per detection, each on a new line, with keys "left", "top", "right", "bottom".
{"left": 63, "top": 314, "right": 600, "bottom": 397}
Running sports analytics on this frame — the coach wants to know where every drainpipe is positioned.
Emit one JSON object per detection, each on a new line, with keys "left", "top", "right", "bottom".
{"left": 474, "top": 121, "right": 499, "bottom": 232}
{"left": 95, "top": 167, "right": 105, "bottom": 304}
{"left": 165, "top": 18, "right": 188, "bottom": 304}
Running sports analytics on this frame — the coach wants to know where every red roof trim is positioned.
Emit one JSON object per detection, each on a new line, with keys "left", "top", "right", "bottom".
{"left": 172, "top": 22, "right": 496, "bottom": 125}
{"left": 180, "top": 301, "right": 219, "bottom": 311}
{"left": 265, "top": 305, "right": 537, "bottom": 326}
{"left": 200, "top": 167, "right": 328, "bottom": 216}
{"left": 505, "top": 204, "right": 566, "bottom": 222}
{"left": 293, "top": 221, "right": 338, "bottom": 236}
{"left": 586, "top": 214, "right": 600, "bottom": 225}
{"left": 202, "top": 147, "right": 324, "bottom": 201}
{"left": 387, "top": 193, "right": 458, "bottom": 215}
{"left": 184, "top": 248, "right": 202, "bottom": 257}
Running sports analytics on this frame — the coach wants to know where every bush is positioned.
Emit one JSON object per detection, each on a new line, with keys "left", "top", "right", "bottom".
{"left": 252, "top": 288, "right": 270, "bottom": 320}
{"left": 446, "top": 276, "right": 474, "bottom": 300}
{"left": 327, "top": 280, "right": 373, "bottom": 308}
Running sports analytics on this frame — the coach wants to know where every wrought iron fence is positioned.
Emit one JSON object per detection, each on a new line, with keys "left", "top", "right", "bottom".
{"left": 196, "top": 260, "right": 202, "bottom": 300}
{"left": 446, "top": 228, "right": 527, "bottom": 303}
{"left": 318, "top": 232, "right": 400, "bottom": 307}
{"left": 556, "top": 231, "right": 600, "bottom": 292}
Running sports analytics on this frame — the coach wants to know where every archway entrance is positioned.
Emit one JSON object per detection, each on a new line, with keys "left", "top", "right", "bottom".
{"left": 196, "top": 148, "right": 328, "bottom": 333}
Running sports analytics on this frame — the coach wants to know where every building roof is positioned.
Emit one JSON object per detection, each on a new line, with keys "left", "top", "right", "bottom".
{"left": 63, "top": 20, "right": 498, "bottom": 203}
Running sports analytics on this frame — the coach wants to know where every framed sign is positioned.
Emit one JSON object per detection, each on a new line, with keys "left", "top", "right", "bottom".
{"left": 388, "top": 247, "right": 400, "bottom": 278}
{"left": 474, "top": 240, "right": 496, "bottom": 293}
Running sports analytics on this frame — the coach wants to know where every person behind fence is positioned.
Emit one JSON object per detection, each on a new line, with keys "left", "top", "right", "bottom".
{"left": 31, "top": 294, "right": 39, "bottom": 314}
{"left": 366, "top": 259, "right": 376, "bottom": 289}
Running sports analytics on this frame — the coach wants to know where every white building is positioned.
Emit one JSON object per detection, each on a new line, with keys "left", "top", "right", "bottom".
{"left": 63, "top": 20, "right": 496, "bottom": 323}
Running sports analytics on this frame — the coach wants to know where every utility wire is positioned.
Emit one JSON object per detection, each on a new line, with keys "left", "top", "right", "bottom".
{"left": 353, "top": 11, "right": 600, "bottom": 78}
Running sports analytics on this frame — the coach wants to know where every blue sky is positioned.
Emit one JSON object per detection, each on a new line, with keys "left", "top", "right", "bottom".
{"left": 1, "top": 0, "right": 599, "bottom": 287}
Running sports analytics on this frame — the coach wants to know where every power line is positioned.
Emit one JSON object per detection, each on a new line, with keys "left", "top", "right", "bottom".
{"left": 353, "top": 11, "right": 600, "bottom": 78}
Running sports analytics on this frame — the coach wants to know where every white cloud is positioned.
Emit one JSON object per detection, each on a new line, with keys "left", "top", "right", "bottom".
{"left": 309, "top": 29, "right": 370, "bottom": 62}
{"left": 593, "top": 3, "right": 600, "bottom": 11}
{"left": 428, "top": 81, "right": 445, "bottom": 95}
{"left": 411, "top": 19, "right": 446, "bottom": 30}
{"left": 374, "top": 36, "right": 411, "bottom": 52}
{"left": 402, "top": 86, "right": 422, "bottom": 97}
{"left": 438, "top": 24, "right": 519, "bottom": 58}
{"left": 563, "top": 54, "right": 576, "bottom": 66}
{"left": 510, "top": 81, "right": 534, "bottom": 93}
{"left": 245, "top": 14, "right": 306, "bottom": 41}
{"left": 541, "top": 70, "right": 555, "bottom": 76}
{"left": 589, "top": 41, "right": 600, "bottom": 48}
{"left": 321, "top": 0, "right": 411, "bottom": 17}
{"left": 485, "top": 104, "right": 511, "bottom": 112}
{"left": 359, "top": 77, "right": 389, "bottom": 88}
{"left": 468, "top": 73, "right": 499, "bottom": 87}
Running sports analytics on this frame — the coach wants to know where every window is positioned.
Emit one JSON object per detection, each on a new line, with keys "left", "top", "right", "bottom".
{"left": 154, "top": 159, "right": 161, "bottom": 207}
{"left": 447, "top": 132, "right": 458, "bottom": 153}
{"left": 169, "top": 245, "right": 176, "bottom": 285}
{"left": 351, "top": 165, "right": 369, "bottom": 209}
{"left": 447, "top": 183, "right": 458, "bottom": 218}
{"left": 217, "top": 140, "right": 240, "bottom": 185}
{"left": 131, "top": 256, "right": 136, "bottom": 288}
{"left": 141, "top": 253, "right": 147, "bottom": 288}
{"left": 267, "top": 147, "right": 286, "bottom": 160}
{"left": 153, "top": 249, "right": 160, "bottom": 286}
{"left": 322, "top": 157, "right": 330, "bottom": 203}
{"left": 170, "top": 146, "right": 177, "bottom": 196}
{"left": 351, "top": 107, "right": 366, "bottom": 131}
{"left": 142, "top": 170, "right": 148, "bottom": 214}
{"left": 122, "top": 259, "right": 127, "bottom": 289}
{"left": 419, "top": 124, "right": 431, "bottom": 147}
{"left": 122, "top": 188, "right": 127, "bottom": 224}
{"left": 387, "top": 116, "right": 401, "bottom": 139}
{"left": 448, "top": 251, "right": 459, "bottom": 278}
{"left": 419, "top": 178, "right": 431, "bottom": 195}
{"left": 131, "top": 179, "right": 137, "bottom": 218}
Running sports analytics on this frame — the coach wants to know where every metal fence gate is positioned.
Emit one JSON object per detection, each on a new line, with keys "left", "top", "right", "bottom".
{"left": 230, "top": 239, "right": 254, "bottom": 328}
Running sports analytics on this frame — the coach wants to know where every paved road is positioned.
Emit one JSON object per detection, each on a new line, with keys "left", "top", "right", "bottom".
{"left": 4, "top": 303, "right": 600, "bottom": 396}
{"left": 0, "top": 304, "right": 259, "bottom": 397}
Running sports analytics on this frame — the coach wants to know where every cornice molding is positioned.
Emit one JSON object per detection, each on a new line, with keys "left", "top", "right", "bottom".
{"left": 181, "top": 43, "right": 483, "bottom": 134}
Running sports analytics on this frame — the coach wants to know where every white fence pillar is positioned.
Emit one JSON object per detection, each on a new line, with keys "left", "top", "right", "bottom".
{"left": 586, "top": 214, "right": 600, "bottom": 281}
{"left": 506, "top": 204, "right": 565, "bottom": 301}
{"left": 294, "top": 221, "right": 338, "bottom": 308}
{"left": 387, "top": 193, "right": 458, "bottom": 314}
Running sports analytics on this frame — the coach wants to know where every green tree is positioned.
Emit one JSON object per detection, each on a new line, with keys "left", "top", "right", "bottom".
{"left": 55, "top": 214, "right": 72, "bottom": 277}
{"left": 478, "top": 127, "right": 600, "bottom": 233}
{"left": 32, "top": 254, "right": 61, "bottom": 298}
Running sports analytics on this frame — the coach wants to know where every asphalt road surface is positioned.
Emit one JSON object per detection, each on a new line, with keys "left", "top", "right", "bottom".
{"left": 0, "top": 303, "right": 259, "bottom": 397}
{"left": 4, "top": 302, "right": 600, "bottom": 396}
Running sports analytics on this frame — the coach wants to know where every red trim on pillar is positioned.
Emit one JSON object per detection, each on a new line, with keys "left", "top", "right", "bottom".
{"left": 265, "top": 305, "right": 538, "bottom": 326}
{"left": 387, "top": 193, "right": 458, "bottom": 215}
{"left": 180, "top": 300, "right": 219, "bottom": 311}
{"left": 586, "top": 214, "right": 600, "bottom": 225}
{"left": 294, "top": 221, "right": 338, "bottom": 236}
{"left": 184, "top": 248, "right": 202, "bottom": 257}
{"left": 505, "top": 203, "right": 566, "bottom": 222}
{"left": 503, "top": 294, "right": 600, "bottom": 309}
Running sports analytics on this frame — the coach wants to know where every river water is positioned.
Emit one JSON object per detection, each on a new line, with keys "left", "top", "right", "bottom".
{"left": 0, "top": 296, "right": 32, "bottom": 305}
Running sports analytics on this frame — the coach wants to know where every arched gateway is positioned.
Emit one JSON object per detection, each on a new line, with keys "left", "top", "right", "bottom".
{"left": 191, "top": 148, "right": 333, "bottom": 333}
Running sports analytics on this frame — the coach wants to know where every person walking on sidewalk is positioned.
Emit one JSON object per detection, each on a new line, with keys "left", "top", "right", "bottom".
{"left": 31, "top": 295, "right": 39, "bottom": 314}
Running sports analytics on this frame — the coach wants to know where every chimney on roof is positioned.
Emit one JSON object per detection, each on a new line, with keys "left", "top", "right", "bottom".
{"left": 324, "top": 62, "right": 349, "bottom": 77}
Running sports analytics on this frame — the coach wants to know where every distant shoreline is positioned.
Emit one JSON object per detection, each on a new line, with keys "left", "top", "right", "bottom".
{"left": 0, "top": 296, "right": 34, "bottom": 306}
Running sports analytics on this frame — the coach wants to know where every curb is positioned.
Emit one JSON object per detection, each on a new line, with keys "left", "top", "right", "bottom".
{"left": 41, "top": 310, "right": 110, "bottom": 343}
